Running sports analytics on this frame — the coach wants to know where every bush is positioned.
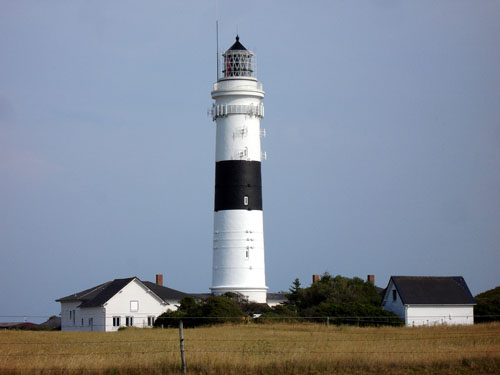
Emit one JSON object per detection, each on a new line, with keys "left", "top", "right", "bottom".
{"left": 306, "top": 301, "right": 402, "bottom": 326}
{"left": 154, "top": 274, "right": 404, "bottom": 328}
{"left": 296, "top": 274, "right": 381, "bottom": 309}
{"left": 284, "top": 273, "right": 402, "bottom": 326}
{"left": 475, "top": 286, "right": 500, "bottom": 323}
{"left": 154, "top": 295, "right": 245, "bottom": 328}
{"left": 256, "top": 305, "right": 300, "bottom": 324}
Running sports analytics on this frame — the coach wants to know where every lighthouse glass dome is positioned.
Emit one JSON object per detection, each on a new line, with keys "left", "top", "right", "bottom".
{"left": 222, "top": 35, "right": 255, "bottom": 78}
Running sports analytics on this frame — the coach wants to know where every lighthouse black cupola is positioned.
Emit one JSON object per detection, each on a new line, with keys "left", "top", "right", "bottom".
{"left": 210, "top": 36, "right": 268, "bottom": 303}
{"left": 222, "top": 35, "right": 254, "bottom": 78}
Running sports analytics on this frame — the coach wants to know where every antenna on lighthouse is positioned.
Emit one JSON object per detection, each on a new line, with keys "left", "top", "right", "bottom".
{"left": 215, "top": 0, "right": 219, "bottom": 81}
{"left": 216, "top": 20, "right": 219, "bottom": 81}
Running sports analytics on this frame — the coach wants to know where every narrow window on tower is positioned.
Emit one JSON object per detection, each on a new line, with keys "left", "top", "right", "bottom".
{"left": 244, "top": 196, "right": 249, "bottom": 206}
{"left": 245, "top": 249, "right": 250, "bottom": 259}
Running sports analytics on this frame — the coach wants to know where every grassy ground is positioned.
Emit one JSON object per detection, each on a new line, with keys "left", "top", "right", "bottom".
{"left": 0, "top": 322, "right": 499, "bottom": 374}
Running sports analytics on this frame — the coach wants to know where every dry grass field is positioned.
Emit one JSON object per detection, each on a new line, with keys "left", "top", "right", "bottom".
{"left": 0, "top": 322, "right": 499, "bottom": 375}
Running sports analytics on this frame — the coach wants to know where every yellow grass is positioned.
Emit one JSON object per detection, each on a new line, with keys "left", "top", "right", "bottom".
{"left": 0, "top": 322, "right": 499, "bottom": 374}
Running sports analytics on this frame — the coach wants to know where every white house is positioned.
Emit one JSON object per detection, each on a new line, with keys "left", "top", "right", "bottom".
{"left": 382, "top": 276, "right": 476, "bottom": 327}
{"left": 56, "top": 275, "right": 188, "bottom": 331}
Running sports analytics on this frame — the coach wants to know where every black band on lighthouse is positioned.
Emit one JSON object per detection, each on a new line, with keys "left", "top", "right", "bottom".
{"left": 215, "top": 160, "right": 262, "bottom": 211}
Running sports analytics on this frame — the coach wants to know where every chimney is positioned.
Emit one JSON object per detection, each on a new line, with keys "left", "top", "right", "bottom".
{"left": 312, "top": 274, "right": 320, "bottom": 284}
{"left": 367, "top": 274, "right": 375, "bottom": 285}
{"left": 156, "top": 274, "right": 163, "bottom": 286}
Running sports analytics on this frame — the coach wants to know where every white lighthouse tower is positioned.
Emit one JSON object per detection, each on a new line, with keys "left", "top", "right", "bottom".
{"left": 210, "top": 36, "right": 268, "bottom": 303}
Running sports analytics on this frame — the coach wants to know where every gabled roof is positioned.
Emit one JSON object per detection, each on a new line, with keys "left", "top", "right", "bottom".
{"left": 389, "top": 276, "right": 475, "bottom": 305}
{"left": 56, "top": 277, "right": 189, "bottom": 308}
{"left": 56, "top": 280, "right": 121, "bottom": 303}
{"left": 142, "top": 281, "right": 189, "bottom": 301}
{"left": 80, "top": 278, "right": 136, "bottom": 308}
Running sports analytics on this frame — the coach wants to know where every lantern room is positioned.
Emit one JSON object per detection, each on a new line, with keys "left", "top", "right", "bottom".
{"left": 221, "top": 35, "right": 255, "bottom": 78}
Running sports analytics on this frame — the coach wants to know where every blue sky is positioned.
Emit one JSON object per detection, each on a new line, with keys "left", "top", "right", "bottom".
{"left": 1, "top": 0, "right": 499, "bottom": 320}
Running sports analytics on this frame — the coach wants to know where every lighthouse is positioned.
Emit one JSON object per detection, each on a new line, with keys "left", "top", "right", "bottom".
{"left": 210, "top": 36, "right": 268, "bottom": 303}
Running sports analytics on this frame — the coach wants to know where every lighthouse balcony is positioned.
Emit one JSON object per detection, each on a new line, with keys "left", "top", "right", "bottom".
{"left": 211, "top": 103, "right": 264, "bottom": 120}
{"left": 212, "top": 80, "right": 263, "bottom": 91}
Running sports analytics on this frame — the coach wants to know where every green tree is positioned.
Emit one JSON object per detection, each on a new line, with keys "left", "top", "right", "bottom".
{"left": 178, "top": 296, "right": 198, "bottom": 313}
{"left": 297, "top": 273, "right": 381, "bottom": 309}
{"left": 285, "top": 278, "right": 302, "bottom": 311}
{"left": 154, "top": 295, "right": 245, "bottom": 328}
{"left": 474, "top": 286, "right": 500, "bottom": 323}
{"left": 284, "top": 273, "right": 402, "bottom": 326}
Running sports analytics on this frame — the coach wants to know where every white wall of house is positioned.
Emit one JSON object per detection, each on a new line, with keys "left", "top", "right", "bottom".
{"left": 102, "top": 279, "right": 169, "bottom": 332}
{"left": 61, "top": 301, "right": 80, "bottom": 331}
{"left": 78, "top": 307, "right": 106, "bottom": 331}
{"left": 406, "top": 305, "right": 474, "bottom": 326}
{"left": 61, "top": 302, "right": 105, "bottom": 331}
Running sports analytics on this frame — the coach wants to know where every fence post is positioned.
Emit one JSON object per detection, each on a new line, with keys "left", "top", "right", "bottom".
{"left": 325, "top": 317, "right": 329, "bottom": 327}
{"left": 179, "top": 320, "right": 186, "bottom": 375}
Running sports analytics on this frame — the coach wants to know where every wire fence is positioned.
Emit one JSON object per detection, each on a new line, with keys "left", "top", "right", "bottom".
{"left": 2, "top": 350, "right": 500, "bottom": 358}
{"left": 2, "top": 314, "right": 500, "bottom": 330}
{"left": 1, "top": 333, "right": 500, "bottom": 346}
{"left": 3, "top": 314, "right": 500, "bottom": 319}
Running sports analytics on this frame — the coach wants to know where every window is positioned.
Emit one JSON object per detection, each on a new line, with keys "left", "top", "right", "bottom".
{"left": 130, "top": 300, "right": 139, "bottom": 312}
{"left": 81, "top": 318, "right": 83, "bottom": 326}
{"left": 113, "top": 316, "right": 121, "bottom": 327}
{"left": 70, "top": 310, "right": 76, "bottom": 325}
{"left": 147, "top": 316, "right": 155, "bottom": 327}
{"left": 89, "top": 318, "right": 93, "bottom": 328}
{"left": 245, "top": 249, "right": 249, "bottom": 259}
{"left": 392, "top": 290, "right": 397, "bottom": 301}
{"left": 244, "top": 196, "right": 249, "bottom": 206}
{"left": 126, "top": 316, "right": 133, "bottom": 327}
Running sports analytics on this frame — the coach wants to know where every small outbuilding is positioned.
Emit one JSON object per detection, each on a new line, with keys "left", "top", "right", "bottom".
{"left": 381, "top": 276, "right": 475, "bottom": 326}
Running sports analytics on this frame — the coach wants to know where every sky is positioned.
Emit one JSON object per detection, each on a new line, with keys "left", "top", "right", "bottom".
{"left": 1, "top": 0, "right": 499, "bottom": 321}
